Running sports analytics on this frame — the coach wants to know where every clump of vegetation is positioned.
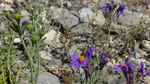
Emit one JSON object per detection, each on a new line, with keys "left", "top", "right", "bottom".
{"left": 0, "top": 0, "right": 150, "bottom": 84}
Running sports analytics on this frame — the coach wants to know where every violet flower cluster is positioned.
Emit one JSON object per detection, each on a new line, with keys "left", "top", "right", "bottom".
{"left": 71, "top": 45, "right": 94, "bottom": 81}
{"left": 102, "top": 3, "right": 125, "bottom": 21}
{"left": 71, "top": 45, "right": 94, "bottom": 69}
{"left": 138, "top": 62, "right": 150, "bottom": 76}
{"left": 102, "top": 3, "right": 113, "bottom": 18}
{"left": 114, "top": 58, "right": 150, "bottom": 84}
{"left": 71, "top": 45, "right": 150, "bottom": 83}
{"left": 114, "top": 58, "right": 134, "bottom": 84}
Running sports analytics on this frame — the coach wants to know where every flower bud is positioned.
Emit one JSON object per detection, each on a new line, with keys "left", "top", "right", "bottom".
{"left": 25, "top": 5, "right": 31, "bottom": 12}
{"left": 26, "top": 24, "right": 33, "bottom": 31}
{"left": 40, "top": 31, "right": 45, "bottom": 37}
{"left": 22, "top": 20, "right": 28, "bottom": 26}
{"left": 14, "top": 13, "right": 21, "bottom": 21}
{"left": 31, "top": 35, "right": 39, "bottom": 42}
{"left": 4, "top": 11, "right": 11, "bottom": 19}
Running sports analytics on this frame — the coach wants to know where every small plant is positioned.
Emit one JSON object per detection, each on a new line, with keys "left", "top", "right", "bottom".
{"left": 71, "top": 45, "right": 109, "bottom": 84}
{"left": 114, "top": 58, "right": 150, "bottom": 84}
{"left": 3, "top": 1, "right": 46, "bottom": 84}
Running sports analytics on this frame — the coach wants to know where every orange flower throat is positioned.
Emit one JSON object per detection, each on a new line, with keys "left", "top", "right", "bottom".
{"left": 79, "top": 56, "right": 85, "bottom": 62}
{"left": 121, "top": 63, "right": 125, "bottom": 66}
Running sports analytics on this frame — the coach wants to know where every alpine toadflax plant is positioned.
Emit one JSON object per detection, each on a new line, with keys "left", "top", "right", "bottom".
{"left": 114, "top": 58, "right": 134, "bottom": 84}
{"left": 138, "top": 62, "right": 150, "bottom": 76}
{"left": 71, "top": 45, "right": 94, "bottom": 81}
{"left": 100, "top": 52, "right": 108, "bottom": 69}
{"left": 71, "top": 45, "right": 94, "bottom": 69}
{"left": 102, "top": 3, "right": 125, "bottom": 21}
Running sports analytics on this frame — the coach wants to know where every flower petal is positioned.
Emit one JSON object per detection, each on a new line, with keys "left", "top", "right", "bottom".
{"left": 71, "top": 54, "right": 79, "bottom": 61}
{"left": 85, "top": 45, "right": 94, "bottom": 61}
{"left": 71, "top": 60, "right": 81, "bottom": 69}
{"left": 114, "top": 64, "right": 122, "bottom": 72}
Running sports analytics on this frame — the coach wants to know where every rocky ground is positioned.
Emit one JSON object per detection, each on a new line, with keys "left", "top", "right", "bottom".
{"left": 0, "top": 0, "right": 150, "bottom": 84}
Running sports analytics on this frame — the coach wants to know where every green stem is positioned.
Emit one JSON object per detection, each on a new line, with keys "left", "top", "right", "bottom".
{"left": 35, "top": 43, "right": 40, "bottom": 84}
{"left": 20, "top": 35, "right": 34, "bottom": 84}
{"left": 16, "top": 67, "right": 22, "bottom": 82}
{"left": 7, "top": 34, "right": 14, "bottom": 84}
{"left": 2, "top": 66, "right": 5, "bottom": 84}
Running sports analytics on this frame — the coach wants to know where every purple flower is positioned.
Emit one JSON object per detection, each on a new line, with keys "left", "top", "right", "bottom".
{"left": 138, "top": 62, "right": 150, "bottom": 76}
{"left": 22, "top": 20, "right": 28, "bottom": 26}
{"left": 116, "top": 4, "right": 125, "bottom": 21}
{"left": 101, "top": 52, "right": 108, "bottom": 64}
{"left": 99, "top": 52, "right": 108, "bottom": 69}
{"left": 114, "top": 58, "right": 134, "bottom": 84}
{"left": 71, "top": 45, "right": 94, "bottom": 81}
{"left": 71, "top": 45, "right": 94, "bottom": 69}
{"left": 102, "top": 3, "right": 113, "bottom": 16}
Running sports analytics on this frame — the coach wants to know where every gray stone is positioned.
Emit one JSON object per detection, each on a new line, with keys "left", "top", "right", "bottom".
{"left": 51, "top": 8, "right": 69, "bottom": 17}
{"left": 79, "top": 8, "right": 106, "bottom": 26}
{"left": 57, "top": 0, "right": 72, "bottom": 9}
{"left": 113, "top": 0, "right": 123, "bottom": 4}
{"left": 145, "top": 31, "right": 150, "bottom": 41}
{"left": 109, "top": 36, "right": 122, "bottom": 48}
{"left": 70, "top": 23, "right": 93, "bottom": 36}
{"left": 56, "top": 0, "right": 65, "bottom": 8}
{"left": 88, "top": 2, "right": 99, "bottom": 11}
{"left": 14, "top": 38, "right": 21, "bottom": 43}
{"left": 79, "top": 67, "right": 85, "bottom": 78}
{"left": 0, "top": 23, "right": 6, "bottom": 30}
{"left": 16, "top": 0, "right": 25, "bottom": 3}
{"left": 117, "top": 57, "right": 123, "bottom": 63}
{"left": 23, "top": 79, "right": 29, "bottom": 84}
{"left": 42, "top": 29, "right": 62, "bottom": 48}
{"left": 46, "top": 58, "right": 62, "bottom": 71}
{"left": 21, "top": 10, "right": 29, "bottom": 16}
{"left": 68, "top": 44, "right": 80, "bottom": 57}
{"left": 140, "top": 40, "right": 150, "bottom": 51}
{"left": 1, "top": 3, "right": 13, "bottom": 11}
{"left": 145, "top": 61, "right": 150, "bottom": 68}
{"left": 92, "top": 10, "right": 106, "bottom": 26}
{"left": 118, "top": 13, "right": 141, "bottom": 27}
{"left": 104, "top": 23, "right": 128, "bottom": 34}
{"left": 39, "top": 51, "right": 52, "bottom": 60}
{"left": 99, "top": 0, "right": 111, "bottom": 6}
{"left": 103, "top": 73, "right": 120, "bottom": 84}
{"left": 40, "top": 10, "right": 46, "bottom": 22}
{"left": 52, "top": 14, "right": 79, "bottom": 29}
{"left": 146, "top": 28, "right": 150, "bottom": 40}
{"left": 117, "top": 74, "right": 127, "bottom": 84}
{"left": 79, "top": 37, "right": 87, "bottom": 42}
{"left": 135, "top": 6, "right": 143, "bottom": 12}
{"left": 37, "top": 72, "right": 60, "bottom": 84}
{"left": 148, "top": 28, "right": 150, "bottom": 32}
{"left": 4, "top": 0, "right": 13, "bottom": 4}
{"left": 79, "top": 8, "right": 95, "bottom": 23}
{"left": 134, "top": 52, "right": 143, "bottom": 59}
{"left": 148, "top": 4, "right": 150, "bottom": 9}
{"left": 144, "top": 76, "right": 150, "bottom": 83}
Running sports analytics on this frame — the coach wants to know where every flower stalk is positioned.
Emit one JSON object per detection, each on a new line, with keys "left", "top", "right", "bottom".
{"left": 7, "top": 33, "right": 14, "bottom": 84}
{"left": 20, "top": 35, "right": 34, "bottom": 84}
